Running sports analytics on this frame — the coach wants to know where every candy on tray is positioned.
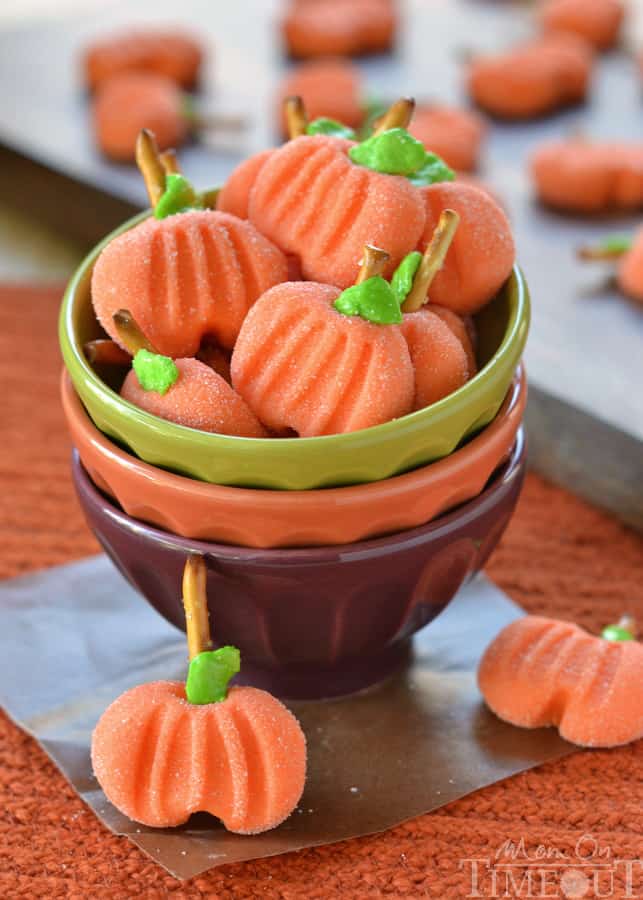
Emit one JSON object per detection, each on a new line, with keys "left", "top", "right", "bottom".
{"left": 531, "top": 138, "right": 643, "bottom": 212}
{"left": 93, "top": 72, "right": 190, "bottom": 161}
{"left": 578, "top": 231, "right": 643, "bottom": 304}
{"left": 408, "top": 104, "right": 486, "bottom": 173}
{"left": 83, "top": 27, "right": 204, "bottom": 91}
{"left": 231, "top": 245, "right": 415, "bottom": 436}
{"left": 478, "top": 614, "right": 643, "bottom": 748}
{"left": 466, "top": 34, "right": 593, "bottom": 120}
{"left": 92, "top": 555, "right": 307, "bottom": 831}
{"left": 282, "top": 0, "right": 396, "bottom": 59}
{"left": 115, "top": 310, "right": 267, "bottom": 437}
{"left": 277, "top": 58, "right": 363, "bottom": 135}
{"left": 91, "top": 130, "right": 289, "bottom": 357}
{"left": 540, "top": 0, "right": 624, "bottom": 51}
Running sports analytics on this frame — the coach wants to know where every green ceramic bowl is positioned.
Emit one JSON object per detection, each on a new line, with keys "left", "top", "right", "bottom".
{"left": 59, "top": 213, "right": 530, "bottom": 490}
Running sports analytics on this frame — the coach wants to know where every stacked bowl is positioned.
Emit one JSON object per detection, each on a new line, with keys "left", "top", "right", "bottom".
{"left": 60, "top": 212, "right": 530, "bottom": 699}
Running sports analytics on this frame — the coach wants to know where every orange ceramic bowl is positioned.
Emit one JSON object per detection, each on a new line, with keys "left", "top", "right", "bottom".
{"left": 62, "top": 367, "right": 526, "bottom": 549}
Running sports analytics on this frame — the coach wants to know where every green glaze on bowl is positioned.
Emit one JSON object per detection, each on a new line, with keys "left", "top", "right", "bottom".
{"left": 59, "top": 212, "right": 530, "bottom": 489}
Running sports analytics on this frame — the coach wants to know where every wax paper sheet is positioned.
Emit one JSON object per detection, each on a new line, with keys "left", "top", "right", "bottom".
{"left": 0, "top": 556, "right": 574, "bottom": 879}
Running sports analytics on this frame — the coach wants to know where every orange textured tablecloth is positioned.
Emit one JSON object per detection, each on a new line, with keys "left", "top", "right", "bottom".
{"left": 0, "top": 285, "right": 642, "bottom": 899}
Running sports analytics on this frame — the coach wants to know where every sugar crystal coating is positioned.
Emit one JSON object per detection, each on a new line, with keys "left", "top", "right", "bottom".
{"left": 248, "top": 135, "right": 426, "bottom": 288}
{"left": 400, "top": 309, "right": 471, "bottom": 410}
{"left": 121, "top": 357, "right": 268, "bottom": 437}
{"left": 231, "top": 281, "right": 414, "bottom": 436}
{"left": 478, "top": 615, "right": 643, "bottom": 748}
{"left": 91, "top": 682, "right": 307, "bottom": 832}
{"left": 91, "top": 210, "right": 289, "bottom": 357}
{"left": 417, "top": 181, "right": 515, "bottom": 314}
{"left": 217, "top": 150, "right": 275, "bottom": 220}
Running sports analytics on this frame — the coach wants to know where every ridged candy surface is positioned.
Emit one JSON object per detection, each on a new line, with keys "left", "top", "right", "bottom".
{"left": 217, "top": 150, "right": 275, "bottom": 220}
{"left": 430, "top": 305, "right": 478, "bottom": 377}
{"left": 248, "top": 135, "right": 426, "bottom": 288}
{"left": 91, "top": 210, "right": 289, "bottom": 357}
{"left": 91, "top": 682, "right": 307, "bottom": 832}
{"left": 478, "top": 615, "right": 643, "bottom": 748}
{"left": 231, "top": 281, "right": 415, "bottom": 436}
{"left": 417, "top": 181, "right": 515, "bottom": 314}
{"left": 121, "top": 358, "right": 268, "bottom": 436}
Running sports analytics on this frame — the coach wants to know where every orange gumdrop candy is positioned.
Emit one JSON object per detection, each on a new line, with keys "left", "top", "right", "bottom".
{"left": 83, "top": 29, "right": 203, "bottom": 92}
{"left": 92, "top": 210, "right": 289, "bottom": 357}
{"left": 531, "top": 140, "right": 643, "bottom": 213}
{"left": 121, "top": 358, "right": 268, "bottom": 437}
{"left": 400, "top": 309, "right": 471, "bottom": 410}
{"left": 408, "top": 106, "right": 486, "bottom": 173}
{"left": 282, "top": 0, "right": 396, "bottom": 58}
{"left": 92, "top": 72, "right": 188, "bottom": 162}
{"left": 217, "top": 150, "right": 275, "bottom": 220}
{"left": 231, "top": 281, "right": 414, "bottom": 436}
{"left": 91, "top": 682, "right": 307, "bottom": 832}
{"left": 541, "top": 0, "right": 623, "bottom": 51}
{"left": 478, "top": 615, "right": 643, "bottom": 748}
{"left": 248, "top": 135, "right": 426, "bottom": 288}
{"left": 467, "top": 34, "right": 592, "bottom": 120}
{"left": 417, "top": 182, "right": 515, "bottom": 314}
{"left": 277, "top": 59, "right": 363, "bottom": 135}
{"left": 617, "top": 228, "right": 643, "bottom": 304}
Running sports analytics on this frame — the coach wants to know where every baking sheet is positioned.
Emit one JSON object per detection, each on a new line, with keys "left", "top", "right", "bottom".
{"left": 0, "top": 0, "right": 641, "bottom": 525}
{"left": 0, "top": 555, "right": 574, "bottom": 880}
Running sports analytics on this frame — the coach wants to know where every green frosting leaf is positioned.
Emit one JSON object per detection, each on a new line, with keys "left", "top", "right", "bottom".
{"left": 407, "top": 152, "right": 455, "bottom": 186}
{"left": 391, "top": 251, "right": 422, "bottom": 303}
{"left": 348, "top": 128, "right": 455, "bottom": 185}
{"left": 598, "top": 235, "right": 632, "bottom": 254}
{"left": 349, "top": 128, "right": 427, "bottom": 176}
{"left": 306, "top": 117, "right": 356, "bottom": 139}
{"left": 186, "top": 646, "right": 241, "bottom": 704}
{"left": 154, "top": 173, "right": 202, "bottom": 219}
{"left": 601, "top": 624, "right": 635, "bottom": 642}
{"left": 132, "top": 349, "right": 179, "bottom": 395}
{"left": 334, "top": 276, "right": 402, "bottom": 324}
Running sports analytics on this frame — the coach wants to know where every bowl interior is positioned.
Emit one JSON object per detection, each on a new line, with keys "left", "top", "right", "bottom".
{"left": 59, "top": 212, "right": 529, "bottom": 488}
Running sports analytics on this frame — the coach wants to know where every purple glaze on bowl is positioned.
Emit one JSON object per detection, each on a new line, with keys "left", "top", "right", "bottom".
{"left": 71, "top": 430, "right": 526, "bottom": 699}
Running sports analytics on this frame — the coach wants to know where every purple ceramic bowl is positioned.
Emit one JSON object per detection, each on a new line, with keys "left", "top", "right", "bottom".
{"left": 72, "top": 430, "right": 526, "bottom": 700}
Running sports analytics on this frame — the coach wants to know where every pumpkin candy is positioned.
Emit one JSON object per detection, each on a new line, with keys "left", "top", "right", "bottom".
{"left": 92, "top": 555, "right": 307, "bottom": 832}
{"left": 467, "top": 34, "right": 593, "bottom": 120}
{"left": 91, "top": 130, "right": 288, "bottom": 357}
{"left": 277, "top": 59, "right": 364, "bottom": 136}
{"left": 282, "top": 0, "right": 396, "bottom": 59}
{"left": 531, "top": 139, "right": 643, "bottom": 213}
{"left": 231, "top": 244, "right": 414, "bottom": 436}
{"left": 392, "top": 210, "right": 476, "bottom": 409}
{"left": 540, "top": 0, "right": 624, "bottom": 51}
{"left": 83, "top": 27, "right": 203, "bottom": 91}
{"left": 113, "top": 310, "right": 267, "bottom": 437}
{"left": 478, "top": 614, "right": 643, "bottom": 748}
{"left": 408, "top": 105, "right": 486, "bottom": 173}
{"left": 92, "top": 72, "right": 189, "bottom": 162}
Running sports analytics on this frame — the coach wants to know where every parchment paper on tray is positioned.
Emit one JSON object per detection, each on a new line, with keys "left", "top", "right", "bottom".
{"left": 0, "top": 556, "right": 574, "bottom": 880}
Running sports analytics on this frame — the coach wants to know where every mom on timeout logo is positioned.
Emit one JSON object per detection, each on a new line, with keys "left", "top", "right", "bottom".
{"left": 459, "top": 834, "right": 643, "bottom": 898}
